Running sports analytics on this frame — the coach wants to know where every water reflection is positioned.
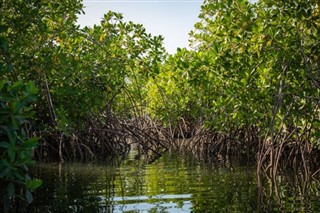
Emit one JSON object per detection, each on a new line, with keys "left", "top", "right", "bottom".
{"left": 28, "top": 153, "right": 320, "bottom": 212}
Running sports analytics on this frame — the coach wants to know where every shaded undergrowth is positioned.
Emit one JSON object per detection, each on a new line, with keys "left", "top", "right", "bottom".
{"left": 34, "top": 114, "right": 320, "bottom": 180}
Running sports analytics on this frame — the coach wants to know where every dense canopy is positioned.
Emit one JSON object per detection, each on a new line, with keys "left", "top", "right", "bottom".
{"left": 0, "top": 0, "right": 319, "bottom": 210}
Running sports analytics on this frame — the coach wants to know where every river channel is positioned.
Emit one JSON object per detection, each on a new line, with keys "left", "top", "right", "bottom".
{"left": 29, "top": 152, "right": 320, "bottom": 212}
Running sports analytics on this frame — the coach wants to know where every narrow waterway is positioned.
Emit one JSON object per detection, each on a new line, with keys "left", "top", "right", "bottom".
{"left": 29, "top": 152, "right": 320, "bottom": 212}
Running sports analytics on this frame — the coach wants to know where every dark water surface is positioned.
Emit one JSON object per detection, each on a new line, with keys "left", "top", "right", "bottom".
{"left": 29, "top": 152, "right": 320, "bottom": 212}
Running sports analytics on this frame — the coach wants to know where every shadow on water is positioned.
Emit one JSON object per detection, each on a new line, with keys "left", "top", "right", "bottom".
{"left": 26, "top": 152, "right": 320, "bottom": 213}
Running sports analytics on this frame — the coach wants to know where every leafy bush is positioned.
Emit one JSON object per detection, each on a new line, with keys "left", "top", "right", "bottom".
{"left": 0, "top": 27, "right": 42, "bottom": 211}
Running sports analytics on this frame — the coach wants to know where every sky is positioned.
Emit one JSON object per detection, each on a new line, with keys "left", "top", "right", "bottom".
{"left": 77, "top": 0, "right": 204, "bottom": 54}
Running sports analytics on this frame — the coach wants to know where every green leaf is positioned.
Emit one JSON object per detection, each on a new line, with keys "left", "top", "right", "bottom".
{"left": 7, "top": 129, "right": 17, "bottom": 143}
{"left": 240, "top": 78, "right": 247, "bottom": 86}
{"left": 232, "top": 112, "right": 238, "bottom": 119}
{"left": 7, "top": 64, "right": 13, "bottom": 72}
{"left": 13, "top": 170, "right": 25, "bottom": 181}
{"left": 0, "top": 36, "right": 8, "bottom": 52}
{"left": 0, "top": 141, "right": 9, "bottom": 148}
{"left": 25, "top": 174, "right": 31, "bottom": 181}
{"left": 0, "top": 168, "right": 10, "bottom": 178}
{"left": 26, "top": 81, "right": 38, "bottom": 95}
{"left": 10, "top": 81, "right": 23, "bottom": 92}
{"left": 26, "top": 190, "right": 33, "bottom": 204}
{"left": 0, "top": 80, "right": 7, "bottom": 90}
{"left": 0, "top": 159, "right": 11, "bottom": 168}
{"left": 8, "top": 142, "right": 16, "bottom": 162}
{"left": 26, "top": 179, "right": 43, "bottom": 190}
{"left": 22, "top": 138, "right": 39, "bottom": 148}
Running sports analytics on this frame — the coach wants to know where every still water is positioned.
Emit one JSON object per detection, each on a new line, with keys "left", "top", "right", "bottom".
{"left": 29, "top": 152, "right": 320, "bottom": 212}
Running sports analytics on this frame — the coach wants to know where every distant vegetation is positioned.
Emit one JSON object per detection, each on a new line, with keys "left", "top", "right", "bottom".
{"left": 1, "top": 0, "right": 319, "bottom": 211}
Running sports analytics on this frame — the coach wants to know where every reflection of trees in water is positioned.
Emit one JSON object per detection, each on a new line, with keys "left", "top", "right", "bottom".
{"left": 115, "top": 153, "right": 260, "bottom": 212}
{"left": 258, "top": 170, "right": 320, "bottom": 212}
{"left": 26, "top": 155, "right": 320, "bottom": 212}
{"left": 190, "top": 166, "right": 259, "bottom": 212}
{"left": 28, "top": 163, "right": 118, "bottom": 212}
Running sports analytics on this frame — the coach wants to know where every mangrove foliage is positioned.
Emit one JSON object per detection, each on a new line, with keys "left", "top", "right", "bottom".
{"left": 0, "top": 0, "right": 319, "bottom": 211}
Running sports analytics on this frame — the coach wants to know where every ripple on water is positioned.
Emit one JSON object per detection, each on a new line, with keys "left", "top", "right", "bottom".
{"left": 93, "top": 194, "right": 193, "bottom": 212}
{"left": 29, "top": 154, "right": 320, "bottom": 213}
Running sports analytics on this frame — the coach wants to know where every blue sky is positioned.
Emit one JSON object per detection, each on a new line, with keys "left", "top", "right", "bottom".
{"left": 77, "top": 0, "right": 203, "bottom": 54}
